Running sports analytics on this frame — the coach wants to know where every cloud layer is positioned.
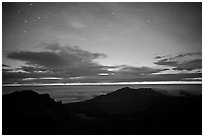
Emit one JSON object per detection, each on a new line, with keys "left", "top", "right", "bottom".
{"left": 154, "top": 53, "right": 201, "bottom": 71}
{"left": 3, "top": 44, "right": 202, "bottom": 84}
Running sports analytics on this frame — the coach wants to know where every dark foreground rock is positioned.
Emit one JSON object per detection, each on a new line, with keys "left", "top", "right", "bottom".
{"left": 2, "top": 87, "right": 202, "bottom": 135}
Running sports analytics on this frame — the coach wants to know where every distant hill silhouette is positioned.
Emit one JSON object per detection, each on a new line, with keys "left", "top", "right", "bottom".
{"left": 3, "top": 88, "right": 202, "bottom": 135}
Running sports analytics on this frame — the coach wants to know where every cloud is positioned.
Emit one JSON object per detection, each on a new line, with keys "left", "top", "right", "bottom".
{"left": 2, "top": 64, "right": 11, "bottom": 68}
{"left": 8, "top": 44, "right": 107, "bottom": 70}
{"left": 45, "top": 43, "right": 107, "bottom": 60}
{"left": 154, "top": 59, "right": 178, "bottom": 66}
{"left": 3, "top": 69, "right": 29, "bottom": 84}
{"left": 154, "top": 52, "right": 202, "bottom": 71}
{"left": 147, "top": 73, "right": 202, "bottom": 82}
{"left": 4, "top": 46, "right": 202, "bottom": 85}
{"left": 18, "top": 65, "right": 50, "bottom": 73}
{"left": 69, "top": 20, "right": 87, "bottom": 29}
{"left": 183, "top": 77, "right": 202, "bottom": 81}
{"left": 6, "top": 44, "right": 109, "bottom": 81}
{"left": 2, "top": 64, "right": 10, "bottom": 67}
{"left": 112, "top": 65, "right": 164, "bottom": 76}
{"left": 8, "top": 51, "right": 69, "bottom": 68}
{"left": 154, "top": 56, "right": 164, "bottom": 59}
{"left": 172, "top": 59, "right": 201, "bottom": 71}
{"left": 174, "top": 53, "right": 201, "bottom": 58}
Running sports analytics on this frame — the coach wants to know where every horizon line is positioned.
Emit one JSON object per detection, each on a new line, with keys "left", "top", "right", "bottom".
{"left": 2, "top": 81, "right": 202, "bottom": 87}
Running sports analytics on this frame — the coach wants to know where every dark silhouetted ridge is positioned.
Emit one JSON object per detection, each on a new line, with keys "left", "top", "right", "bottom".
{"left": 3, "top": 90, "right": 62, "bottom": 108}
{"left": 67, "top": 87, "right": 202, "bottom": 135}
{"left": 3, "top": 90, "right": 67, "bottom": 135}
{"left": 3, "top": 87, "right": 202, "bottom": 135}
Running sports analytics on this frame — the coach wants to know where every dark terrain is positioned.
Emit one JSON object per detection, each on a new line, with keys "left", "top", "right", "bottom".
{"left": 2, "top": 87, "right": 202, "bottom": 135}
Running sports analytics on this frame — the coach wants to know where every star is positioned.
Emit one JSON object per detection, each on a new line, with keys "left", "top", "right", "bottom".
{"left": 24, "top": 20, "right": 28, "bottom": 23}
{"left": 38, "top": 17, "right": 41, "bottom": 19}
{"left": 24, "top": 30, "right": 27, "bottom": 33}
{"left": 112, "top": 11, "right": 115, "bottom": 15}
{"left": 29, "top": 3, "right": 33, "bottom": 6}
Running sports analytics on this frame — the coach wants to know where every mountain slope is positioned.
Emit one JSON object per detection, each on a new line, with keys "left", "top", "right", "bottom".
{"left": 67, "top": 87, "right": 202, "bottom": 134}
{"left": 68, "top": 87, "right": 200, "bottom": 114}
{"left": 3, "top": 88, "right": 202, "bottom": 135}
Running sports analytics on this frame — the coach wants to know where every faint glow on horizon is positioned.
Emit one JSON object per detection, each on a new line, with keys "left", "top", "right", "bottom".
{"left": 34, "top": 70, "right": 50, "bottom": 73}
{"left": 3, "top": 81, "right": 202, "bottom": 87}
{"left": 183, "top": 77, "right": 202, "bottom": 81}
{"left": 152, "top": 69, "right": 202, "bottom": 75}
{"left": 7, "top": 69, "right": 30, "bottom": 73}
{"left": 107, "top": 67, "right": 122, "bottom": 72}
{"left": 99, "top": 73, "right": 109, "bottom": 76}
{"left": 23, "top": 77, "right": 63, "bottom": 80}
{"left": 39, "top": 77, "right": 63, "bottom": 80}
{"left": 23, "top": 78, "right": 37, "bottom": 81}
{"left": 69, "top": 76, "right": 83, "bottom": 79}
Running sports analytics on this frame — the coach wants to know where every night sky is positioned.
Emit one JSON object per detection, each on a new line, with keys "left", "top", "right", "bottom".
{"left": 2, "top": 2, "right": 202, "bottom": 85}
